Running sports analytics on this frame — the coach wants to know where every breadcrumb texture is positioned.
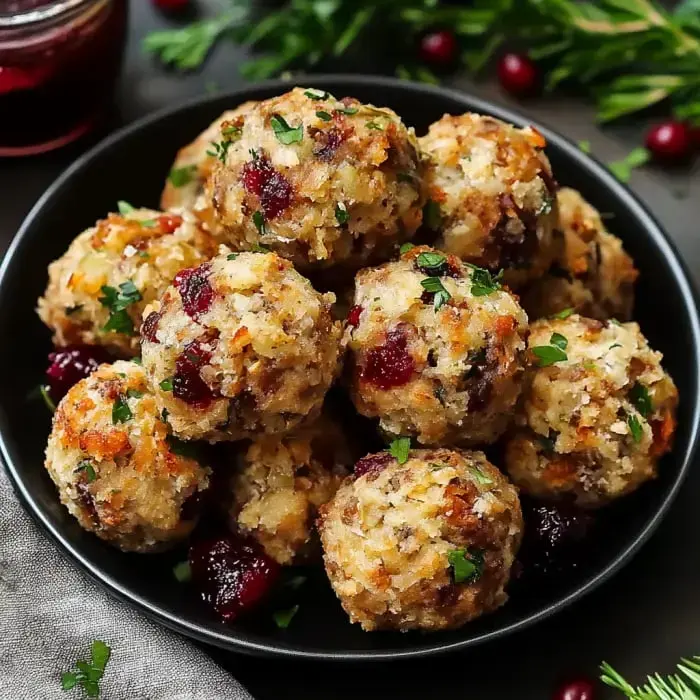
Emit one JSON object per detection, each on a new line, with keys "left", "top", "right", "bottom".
{"left": 318, "top": 448, "right": 523, "bottom": 631}
{"left": 505, "top": 315, "right": 677, "bottom": 508}
{"left": 227, "top": 413, "right": 353, "bottom": 564}
{"left": 44, "top": 361, "right": 211, "bottom": 552}
{"left": 348, "top": 245, "right": 528, "bottom": 445}
{"left": 420, "top": 113, "right": 560, "bottom": 288}
{"left": 37, "top": 208, "right": 218, "bottom": 356}
{"left": 204, "top": 87, "right": 425, "bottom": 269}
{"left": 140, "top": 250, "right": 343, "bottom": 442}
{"left": 521, "top": 187, "right": 638, "bottom": 321}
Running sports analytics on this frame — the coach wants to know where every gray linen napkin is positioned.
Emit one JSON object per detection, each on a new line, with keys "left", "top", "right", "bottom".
{"left": 0, "top": 466, "right": 253, "bottom": 700}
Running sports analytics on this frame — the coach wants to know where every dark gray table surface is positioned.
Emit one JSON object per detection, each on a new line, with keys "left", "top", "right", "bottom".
{"left": 2, "top": 2, "right": 699, "bottom": 698}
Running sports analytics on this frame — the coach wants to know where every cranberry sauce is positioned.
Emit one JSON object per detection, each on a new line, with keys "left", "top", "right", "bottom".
{"left": 172, "top": 338, "right": 217, "bottom": 406}
{"left": 354, "top": 452, "right": 394, "bottom": 478}
{"left": 360, "top": 326, "right": 415, "bottom": 390}
{"left": 347, "top": 305, "right": 363, "bottom": 327}
{"left": 173, "top": 263, "right": 213, "bottom": 320}
{"left": 241, "top": 152, "right": 293, "bottom": 219}
{"left": 189, "top": 535, "right": 281, "bottom": 623}
{"left": 45, "top": 344, "right": 111, "bottom": 401}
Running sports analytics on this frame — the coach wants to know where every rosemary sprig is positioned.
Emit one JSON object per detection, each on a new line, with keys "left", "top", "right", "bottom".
{"left": 602, "top": 656, "right": 700, "bottom": 699}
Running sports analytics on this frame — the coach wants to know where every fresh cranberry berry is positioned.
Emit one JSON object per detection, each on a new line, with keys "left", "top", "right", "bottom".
{"left": 241, "top": 153, "right": 294, "bottom": 219}
{"left": 45, "top": 345, "right": 111, "bottom": 401}
{"left": 173, "top": 338, "right": 218, "bottom": 406}
{"left": 152, "top": 0, "right": 189, "bottom": 10}
{"left": 174, "top": 263, "right": 214, "bottom": 319}
{"left": 141, "top": 311, "right": 162, "bottom": 344}
{"left": 419, "top": 30, "right": 458, "bottom": 67}
{"left": 158, "top": 214, "right": 183, "bottom": 234}
{"left": 347, "top": 305, "right": 363, "bottom": 327}
{"left": 498, "top": 52, "right": 539, "bottom": 96}
{"left": 354, "top": 452, "right": 394, "bottom": 478}
{"left": 553, "top": 677, "right": 596, "bottom": 700}
{"left": 0, "top": 65, "right": 52, "bottom": 95}
{"left": 645, "top": 120, "right": 693, "bottom": 162}
{"left": 189, "top": 535, "right": 280, "bottom": 623}
{"left": 360, "top": 326, "right": 415, "bottom": 390}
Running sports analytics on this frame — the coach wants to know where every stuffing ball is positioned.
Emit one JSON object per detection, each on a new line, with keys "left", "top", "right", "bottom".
{"left": 203, "top": 87, "right": 425, "bottom": 270}
{"left": 140, "top": 249, "right": 343, "bottom": 442}
{"left": 160, "top": 102, "right": 258, "bottom": 212}
{"left": 504, "top": 314, "right": 678, "bottom": 508}
{"left": 226, "top": 413, "right": 353, "bottom": 565}
{"left": 44, "top": 360, "right": 211, "bottom": 552}
{"left": 37, "top": 207, "right": 218, "bottom": 356}
{"left": 419, "top": 112, "right": 561, "bottom": 288}
{"left": 521, "top": 187, "right": 638, "bottom": 321}
{"left": 318, "top": 448, "right": 523, "bottom": 632}
{"left": 347, "top": 245, "right": 528, "bottom": 446}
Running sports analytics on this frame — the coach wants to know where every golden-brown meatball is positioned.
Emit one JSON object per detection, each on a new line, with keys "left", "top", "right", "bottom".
{"left": 160, "top": 102, "right": 258, "bottom": 211}
{"left": 419, "top": 113, "right": 561, "bottom": 288}
{"left": 504, "top": 315, "right": 677, "bottom": 508}
{"left": 521, "top": 188, "right": 638, "bottom": 320}
{"left": 203, "top": 87, "right": 425, "bottom": 270}
{"left": 44, "top": 360, "right": 211, "bottom": 552}
{"left": 318, "top": 448, "right": 523, "bottom": 632}
{"left": 347, "top": 245, "right": 528, "bottom": 445}
{"left": 37, "top": 207, "right": 218, "bottom": 356}
{"left": 140, "top": 250, "right": 343, "bottom": 442}
{"left": 227, "top": 413, "right": 353, "bottom": 565}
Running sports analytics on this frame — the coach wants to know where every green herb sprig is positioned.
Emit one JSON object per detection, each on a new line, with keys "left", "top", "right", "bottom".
{"left": 602, "top": 655, "right": 700, "bottom": 700}
{"left": 61, "top": 640, "right": 111, "bottom": 698}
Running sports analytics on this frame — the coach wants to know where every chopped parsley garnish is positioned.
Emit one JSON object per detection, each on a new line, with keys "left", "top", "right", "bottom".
{"left": 423, "top": 199, "right": 441, "bottom": 230}
{"left": 448, "top": 548, "right": 484, "bottom": 584}
{"left": 126, "top": 388, "right": 144, "bottom": 399}
{"left": 335, "top": 202, "right": 349, "bottom": 225}
{"left": 531, "top": 344, "right": 568, "bottom": 367}
{"left": 366, "top": 120, "right": 383, "bottom": 130}
{"left": 112, "top": 396, "right": 132, "bottom": 424}
{"left": 75, "top": 460, "right": 96, "bottom": 483}
{"left": 609, "top": 343, "right": 622, "bottom": 349}
{"left": 583, "top": 360, "right": 597, "bottom": 371}
{"left": 628, "top": 413, "right": 643, "bottom": 443}
{"left": 227, "top": 253, "right": 239, "bottom": 261}
{"left": 468, "top": 465, "right": 493, "bottom": 486}
{"left": 131, "top": 357, "right": 142, "bottom": 365}
{"left": 468, "top": 264, "right": 503, "bottom": 297}
{"left": 270, "top": 113, "right": 303, "bottom": 144}
{"left": 537, "top": 194, "right": 555, "bottom": 216}
{"left": 316, "top": 110, "right": 332, "bottom": 121}
{"left": 552, "top": 307, "right": 574, "bottom": 319}
{"left": 166, "top": 434, "right": 201, "bottom": 459}
{"left": 416, "top": 251, "right": 446, "bottom": 271}
{"left": 206, "top": 139, "right": 232, "bottom": 163}
{"left": 629, "top": 383, "right": 652, "bottom": 418}
{"left": 65, "top": 304, "right": 83, "bottom": 316}
{"left": 140, "top": 219, "right": 157, "bottom": 228}
{"left": 273, "top": 605, "right": 299, "bottom": 629}
{"left": 399, "top": 242, "right": 415, "bottom": 255}
{"left": 304, "top": 89, "right": 329, "bottom": 100}
{"left": 222, "top": 124, "right": 243, "bottom": 139}
{"left": 578, "top": 140, "right": 592, "bottom": 154}
{"left": 61, "top": 640, "right": 111, "bottom": 698}
{"left": 168, "top": 165, "right": 198, "bottom": 187}
{"left": 250, "top": 243, "right": 271, "bottom": 253}
{"left": 420, "top": 277, "right": 451, "bottom": 312}
{"left": 388, "top": 437, "right": 411, "bottom": 464}
{"left": 173, "top": 560, "right": 192, "bottom": 583}
{"left": 252, "top": 211, "right": 267, "bottom": 235}
{"left": 550, "top": 332, "right": 568, "bottom": 350}
{"left": 160, "top": 378, "right": 174, "bottom": 391}
{"left": 117, "top": 200, "right": 135, "bottom": 215}
{"left": 99, "top": 281, "right": 142, "bottom": 336}
{"left": 337, "top": 106, "right": 358, "bottom": 115}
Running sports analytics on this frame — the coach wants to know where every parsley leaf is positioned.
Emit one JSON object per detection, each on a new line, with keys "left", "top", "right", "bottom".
{"left": 388, "top": 437, "right": 411, "bottom": 464}
{"left": 448, "top": 548, "right": 484, "bottom": 584}
{"left": 335, "top": 202, "right": 349, "bottom": 225}
{"left": 166, "top": 434, "right": 201, "bottom": 460}
{"left": 273, "top": 605, "right": 299, "bottom": 629}
{"left": 629, "top": 383, "right": 652, "bottom": 418}
{"left": 316, "top": 110, "right": 332, "bottom": 121}
{"left": 117, "top": 200, "right": 135, "bottom": 215}
{"left": 608, "top": 147, "right": 650, "bottom": 183}
{"left": 252, "top": 211, "right": 267, "bottom": 235}
{"left": 207, "top": 139, "right": 232, "bottom": 163}
{"left": 468, "top": 265, "right": 503, "bottom": 297}
{"left": 532, "top": 344, "right": 568, "bottom": 367}
{"left": 160, "top": 378, "right": 174, "bottom": 391}
{"left": 126, "top": 388, "right": 143, "bottom": 399}
{"left": 270, "top": 113, "right": 303, "bottom": 144}
{"left": 550, "top": 332, "right": 568, "bottom": 350}
{"left": 61, "top": 640, "right": 111, "bottom": 698}
{"left": 75, "top": 460, "right": 96, "bottom": 483}
{"left": 420, "top": 277, "right": 451, "bottom": 311}
{"left": 337, "top": 105, "right": 358, "bottom": 115}
{"left": 168, "top": 165, "right": 198, "bottom": 187}
{"left": 399, "top": 242, "right": 415, "bottom": 255}
{"left": 304, "top": 89, "right": 329, "bottom": 100}
{"left": 469, "top": 465, "right": 493, "bottom": 485}
{"left": 366, "top": 120, "right": 383, "bottom": 131}
{"left": 423, "top": 199, "right": 441, "bottom": 230}
{"left": 628, "top": 413, "right": 643, "bottom": 443}
{"left": 416, "top": 251, "right": 446, "bottom": 271}
{"left": 578, "top": 140, "right": 592, "bottom": 154}
{"left": 552, "top": 307, "right": 574, "bottom": 319}
{"left": 112, "top": 397, "right": 132, "bottom": 424}
{"left": 173, "top": 560, "right": 192, "bottom": 583}
{"left": 99, "top": 281, "right": 142, "bottom": 336}
{"left": 227, "top": 253, "right": 239, "bottom": 261}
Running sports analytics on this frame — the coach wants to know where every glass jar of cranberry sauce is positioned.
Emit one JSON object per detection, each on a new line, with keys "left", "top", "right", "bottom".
{"left": 0, "top": 0, "right": 128, "bottom": 156}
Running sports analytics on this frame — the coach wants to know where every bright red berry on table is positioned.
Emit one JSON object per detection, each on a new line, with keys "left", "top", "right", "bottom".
{"left": 645, "top": 120, "right": 693, "bottom": 162}
{"left": 553, "top": 677, "right": 596, "bottom": 700}
{"left": 419, "top": 30, "right": 458, "bottom": 67}
{"left": 498, "top": 52, "right": 539, "bottom": 96}
{"left": 151, "top": 0, "right": 190, "bottom": 11}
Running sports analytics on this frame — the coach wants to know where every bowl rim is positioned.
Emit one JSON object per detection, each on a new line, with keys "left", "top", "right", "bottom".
{"left": 2, "top": 74, "right": 700, "bottom": 661}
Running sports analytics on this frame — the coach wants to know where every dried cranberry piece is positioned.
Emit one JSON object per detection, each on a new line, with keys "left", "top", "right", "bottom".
{"left": 241, "top": 153, "right": 293, "bottom": 219}
{"left": 158, "top": 214, "right": 183, "bottom": 233}
{"left": 189, "top": 535, "right": 280, "bottom": 623}
{"left": 174, "top": 263, "right": 214, "bottom": 319}
{"left": 313, "top": 127, "right": 346, "bottom": 161}
{"left": 354, "top": 452, "right": 394, "bottom": 478}
{"left": 347, "top": 305, "right": 363, "bottom": 327}
{"left": 360, "top": 326, "right": 415, "bottom": 390}
{"left": 141, "top": 311, "right": 162, "bottom": 344}
{"left": 173, "top": 338, "right": 217, "bottom": 406}
{"left": 45, "top": 345, "right": 112, "bottom": 401}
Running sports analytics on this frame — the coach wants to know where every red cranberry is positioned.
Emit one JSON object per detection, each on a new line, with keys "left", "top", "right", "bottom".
{"left": 174, "top": 263, "right": 214, "bottom": 319}
{"left": 189, "top": 535, "right": 280, "bottom": 623}
{"left": 151, "top": 0, "right": 189, "bottom": 10}
{"left": 313, "top": 127, "right": 348, "bottom": 161}
{"left": 45, "top": 345, "right": 112, "bottom": 401}
{"left": 241, "top": 153, "right": 294, "bottom": 219}
{"left": 173, "top": 338, "right": 218, "bottom": 406}
{"left": 360, "top": 326, "right": 415, "bottom": 390}
{"left": 141, "top": 311, "right": 162, "bottom": 344}
{"left": 553, "top": 677, "right": 596, "bottom": 700}
{"left": 645, "top": 121, "right": 693, "bottom": 162}
{"left": 498, "top": 52, "right": 539, "bottom": 96}
{"left": 0, "top": 65, "right": 52, "bottom": 95}
{"left": 158, "top": 214, "right": 183, "bottom": 233}
{"left": 419, "top": 30, "right": 458, "bottom": 67}
{"left": 347, "top": 305, "right": 363, "bottom": 327}
{"left": 354, "top": 452, "right": 394, "bottom": 478}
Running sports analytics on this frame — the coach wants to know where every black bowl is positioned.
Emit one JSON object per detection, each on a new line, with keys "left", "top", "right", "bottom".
{"left": 1, "top": 76, "right": 699, "bottom": 661}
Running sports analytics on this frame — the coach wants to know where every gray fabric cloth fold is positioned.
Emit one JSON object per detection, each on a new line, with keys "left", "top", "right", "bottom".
{"left": 0, "top": 466, "right": 252, "bottom": 700}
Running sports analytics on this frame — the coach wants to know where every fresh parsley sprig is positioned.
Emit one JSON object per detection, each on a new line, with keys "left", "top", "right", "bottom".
{"left": 61, "top": 640, "right": 111, "bottom": 698}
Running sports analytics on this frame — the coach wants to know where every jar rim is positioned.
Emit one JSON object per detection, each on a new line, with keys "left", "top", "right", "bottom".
{"left": 0, "top": 0, "right": 94, "bottom": 28}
